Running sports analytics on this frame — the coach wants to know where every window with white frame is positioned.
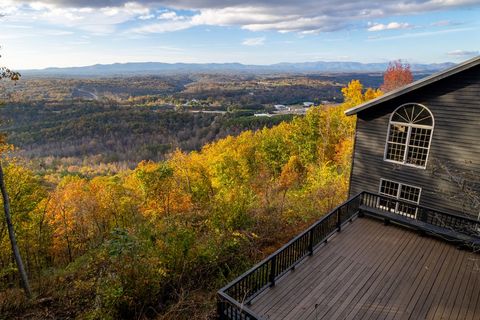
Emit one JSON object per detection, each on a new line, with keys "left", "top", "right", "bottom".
{"left": 378, "top": 179, "right": 421, "bottom": 218}
{"left": 385, "top": 103, "right": 433, "bottom": 168}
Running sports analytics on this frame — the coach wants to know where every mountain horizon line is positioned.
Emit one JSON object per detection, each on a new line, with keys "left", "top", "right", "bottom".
{"left": 19, "top": 60, "right": 456, "bottom": 77}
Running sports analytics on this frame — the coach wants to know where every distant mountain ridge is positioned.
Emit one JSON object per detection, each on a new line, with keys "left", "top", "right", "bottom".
{"left": 21, "top": 61, "right": 456, "bottom": 77}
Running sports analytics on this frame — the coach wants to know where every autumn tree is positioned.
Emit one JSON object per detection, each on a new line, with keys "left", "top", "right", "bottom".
{"left": 381, "top": 60, "right": 414, "bottom": 92}
{"left": 0, "top": 47, "right": 31, "bottom": 297}
{"left": 0, "top": 162, "right": 47, "bottom": 274}
{"left": 341, "top": 80, "right": 382, "bottom": 108}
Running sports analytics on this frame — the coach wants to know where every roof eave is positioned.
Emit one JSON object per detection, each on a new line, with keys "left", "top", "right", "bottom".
{"left": 344, "top": 55, "right": 480, "bottom": 116}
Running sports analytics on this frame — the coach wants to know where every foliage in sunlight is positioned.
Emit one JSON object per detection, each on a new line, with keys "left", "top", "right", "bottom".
{"left": 0, "top": 80, "right": 380, "bottom": 319}
{"left": 380, "top": 60, "right": 414, "bottom": 92}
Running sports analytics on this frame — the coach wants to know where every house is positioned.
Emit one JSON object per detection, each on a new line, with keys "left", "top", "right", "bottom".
{"left": 217, "top": 56, "right": 480, "bottom": 320}
{"left": 274, "top": 104, "right": 287, "bottom": 110}
{"left": 345, "top": 55, "right": 480, "bottom": 219}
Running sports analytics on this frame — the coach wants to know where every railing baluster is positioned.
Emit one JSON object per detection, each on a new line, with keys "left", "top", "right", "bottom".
{"left": 269, "top": 256, "right": 276, "bottom": 287}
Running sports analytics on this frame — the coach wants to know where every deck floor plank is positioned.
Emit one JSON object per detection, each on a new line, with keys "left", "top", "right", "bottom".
{"left": 425, "top": 244, "right": 465, "bottom": 320}
{"left": 249, "top": 217, "right": 479, "bottom": 320}
{"left": 466, "top": 257, "right": 480, "bottom": 320}
{"left": 272, "top": 219, "right": 403, "bottom": 320}
{"left": 351, "top": 229, "right": 436, "bottom": 320}
{"left": 252, "top": 218, "right": 379, "bottom": 316}
{"left": 463, "top": 255, "right": 480, "bottom": 320}
{"left": 446, "top": 251, "right": 476, "bottom": 320}
{"left": 428, "top": 241, "right": 466, "bottom": 320}
{"left": 334, "top": 226, "right": 415, "bottom": 320}
{"left": 287, "top": 220, "right": 399, "bottom": 320}
{"left": 360, "top": 230, "right": 428, "bottom": 320}
{"left": 392, "top": 238, "right": 443, "bottom": 320}
{"left": 262, "top": 222, "right": 378, "bottom": 318}
{"left": 404, "top": 241, "right": 449, "bottom": 320}
{"left": 406, "top": 240, "right": 453, "bottom": 320}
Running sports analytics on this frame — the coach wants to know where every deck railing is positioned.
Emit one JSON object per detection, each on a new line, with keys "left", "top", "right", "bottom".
{"left": 217, "top": 193, "right": 362, "bottom": 320}
{"left": 217, "top": 191, "right": 479, "bottom": 320}
{"left": 360, "top": 192, "right": 480, "bottom": 240}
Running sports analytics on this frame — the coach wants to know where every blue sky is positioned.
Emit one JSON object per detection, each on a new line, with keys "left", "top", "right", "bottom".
{"left": 1, "top": 0, "right": 479, "bottom": 69}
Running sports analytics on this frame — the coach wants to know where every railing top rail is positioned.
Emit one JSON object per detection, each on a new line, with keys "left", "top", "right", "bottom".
{"left": 217, "top": 291, "right": 262, "bottom": 318}
{"left": 362, "top": 191, "right": 479, "bottom": 224}
{"left": 219, "top": 192, "right": 363, "bottom": 293}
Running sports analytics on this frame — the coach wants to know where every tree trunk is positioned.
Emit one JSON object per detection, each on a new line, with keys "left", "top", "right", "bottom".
{"left": 0, "top": 162, "right": 31, "bottom": 298}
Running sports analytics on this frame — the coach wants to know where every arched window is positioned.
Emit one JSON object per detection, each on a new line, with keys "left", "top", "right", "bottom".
{"left": 384, "top": 103, "right": 434, "bottom": 168}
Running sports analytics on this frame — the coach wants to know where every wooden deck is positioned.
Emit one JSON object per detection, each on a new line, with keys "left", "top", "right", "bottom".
{"left": 249, "top": 217, "right": 480, "bottom": 320}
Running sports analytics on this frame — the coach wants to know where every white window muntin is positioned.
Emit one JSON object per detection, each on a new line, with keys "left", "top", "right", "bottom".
{"left": 378, "top": 178, "right": 422, "bottom": 218}
{"left": 383, "top": 103, "right": 434, "bottom": 169}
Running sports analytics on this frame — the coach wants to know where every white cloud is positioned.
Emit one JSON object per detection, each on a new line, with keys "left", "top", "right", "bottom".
{"left": 242, "top": 36, "right": 265, "bottom": 46}
{"left": 42, "top": 29, "right": 74, "bottom": 36}
{"left": 129, "top": 20, "right": 193, "bottom": 33}
{"left": 2, "top": 0, "right": 480, "bottom": 35}
{"left": 191, "top": 7, "right": 287, "bottom": 26}
{"left": 1, "top": 1, "right": 152, "bottom": 34}
{"left": 447, "top": 50, "right": 479, "bottom": 57}
{"left": 157, "top": 10, "right": 184, "bottom": 20}
{"left": 431, "top": 20, "right": 452, "bottom": 27}
{"left": 3, "top": 24, "right": 33, "bottom": 29}
{"left": 138, "top": 14, "right": 154, "bottom": 20}
{"left": 368, "top": 22, "right": 412, "bottom": 32}
{"left": 368, "top": 27, "right": 474, "bottom": 41}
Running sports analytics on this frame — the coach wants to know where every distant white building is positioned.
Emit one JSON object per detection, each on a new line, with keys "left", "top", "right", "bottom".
{"left": 274, "top": 104, "right": 287, "bottom": 110}
{"left": 303, "top": 102, "right": 314, "bottom": 107}
{"left": 183, "top": 99, "right": 200, "bottom": 106}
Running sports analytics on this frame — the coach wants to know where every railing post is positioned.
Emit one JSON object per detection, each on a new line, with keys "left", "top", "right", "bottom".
{"left": 269, "top": 256, "right": 276, "bottom": 287}
{"left": 308, "top": 229, "right": 314, "bottom": 256}
{"left": 336, "top": 209, "right": 341, "bottom": 232}
{"left": 346, "top": 202, "right": 352, "bottom": 222}
{"left": 418, "top": 207, "right": 427, "bottom": 222}
{"left": 358, "top": 193, "right": 365, "bottom": 217}
{"left": 217, "top": 295, "right": 224, "bottom": 320}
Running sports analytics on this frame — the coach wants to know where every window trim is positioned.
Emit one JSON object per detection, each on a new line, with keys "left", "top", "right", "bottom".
{"left": 383, "top": 103, "right": 434, "bottom": 169}
{"left": 378, "top": 178, "right": 422, "bottom": 204}
{"left": 378, "top": 178, "right": 422, "bottom": 218}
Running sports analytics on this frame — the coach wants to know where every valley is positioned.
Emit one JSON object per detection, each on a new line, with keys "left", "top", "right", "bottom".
{"left": 0, "top": 73, "right": 384, "bottom": 175}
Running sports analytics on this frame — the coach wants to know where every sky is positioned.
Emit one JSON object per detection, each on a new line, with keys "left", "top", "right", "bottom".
{"left": 0, "top": 0, "right": 479, "bottom": 69}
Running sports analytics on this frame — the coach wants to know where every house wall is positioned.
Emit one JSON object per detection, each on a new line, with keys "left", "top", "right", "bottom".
{"left": 349, "top": 65, "right": 480, "bottom": 217}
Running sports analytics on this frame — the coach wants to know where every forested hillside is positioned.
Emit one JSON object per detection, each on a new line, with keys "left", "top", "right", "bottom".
{"left": 0, "top": 73, "right": 382, "bottom": 175}
{"left": 0, "top": 80, "right": 380, "bottom": 319}
{"left": 0, "top": 100, "right": 292, "bottom": 173}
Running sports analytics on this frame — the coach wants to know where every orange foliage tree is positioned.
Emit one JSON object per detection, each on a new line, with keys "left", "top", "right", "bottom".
{"left": 381, "top": 60, "right": 414, "bottom": 92}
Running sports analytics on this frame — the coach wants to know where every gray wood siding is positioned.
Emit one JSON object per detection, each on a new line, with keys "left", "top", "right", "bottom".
{"left": 349, "top": 65, "right": 480, "bottom": 217}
